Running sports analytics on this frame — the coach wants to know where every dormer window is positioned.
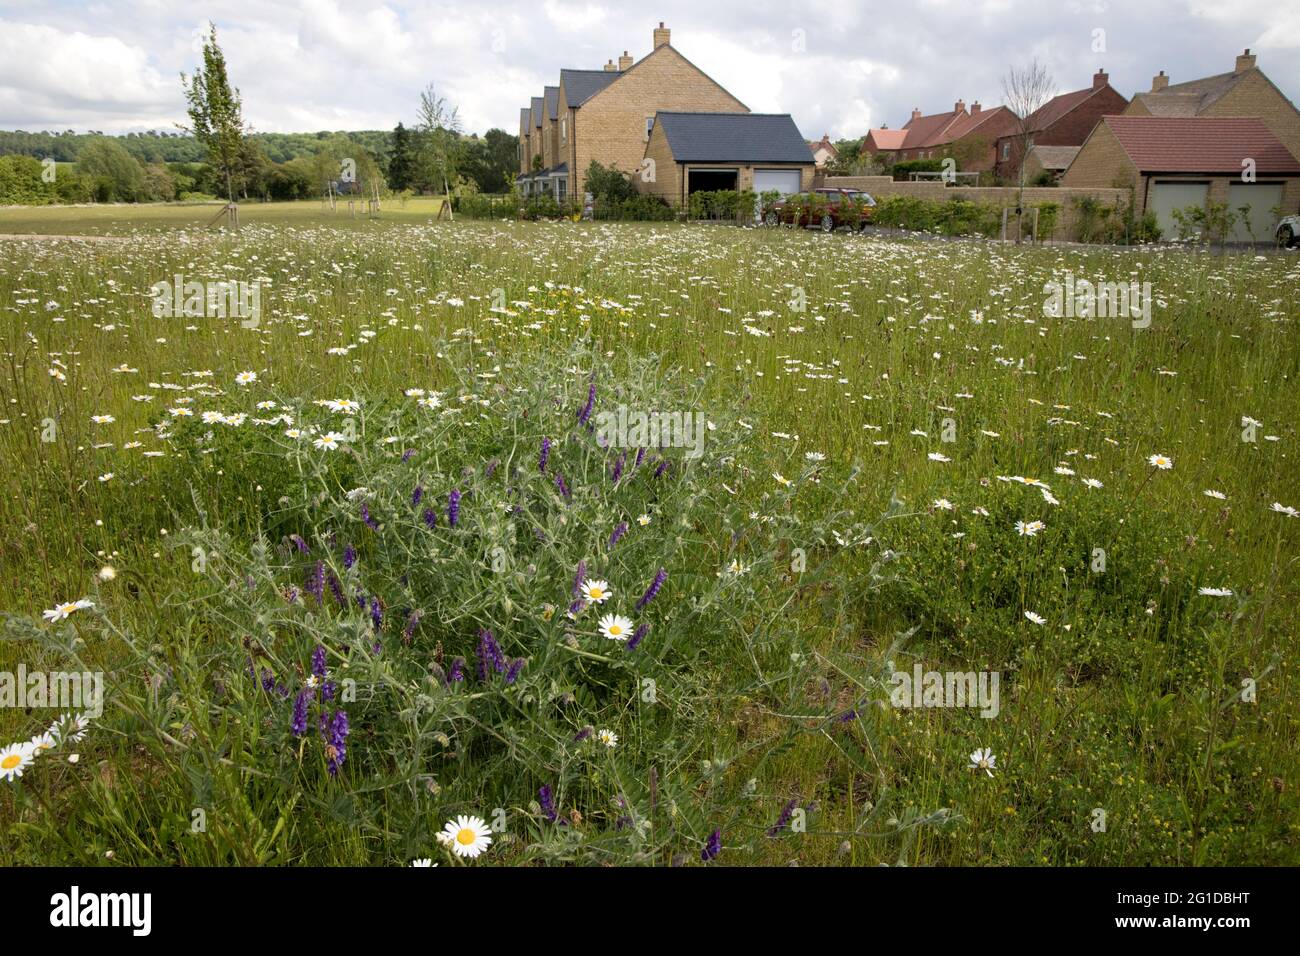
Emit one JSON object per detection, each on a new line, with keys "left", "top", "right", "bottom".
{"left": 645, "top": 116, "right": 655, "bottom": 139}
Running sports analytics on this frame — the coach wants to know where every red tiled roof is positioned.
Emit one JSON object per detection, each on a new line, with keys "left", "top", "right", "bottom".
{"left": 865, "top": 128, "right": 907, "bottom": 150}
{"left": 1101, "top": 116, "right": 1300, "bottom": 173}
{"left": 901, "top": 109, "right": 964, "bottom": 149}
{"left": 945, "top": 105, "right": 1015, "bottom": 139}
{"left": 1023, "top": 87, "right": 1095, "bottom": 132}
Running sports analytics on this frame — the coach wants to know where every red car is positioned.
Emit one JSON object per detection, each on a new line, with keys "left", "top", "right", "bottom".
{"left": 763, "top": 188, "right": 876, "bottom": 231}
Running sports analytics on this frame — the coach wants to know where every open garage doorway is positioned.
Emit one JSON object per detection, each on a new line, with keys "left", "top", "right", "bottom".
{"left": 688, "top": 168, "right": 738, "bottom": 194}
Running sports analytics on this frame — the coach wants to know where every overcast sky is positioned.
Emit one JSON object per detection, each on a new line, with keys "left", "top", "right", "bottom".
{"left": 1, "top": 0, "right": 1297, "bottom": 141}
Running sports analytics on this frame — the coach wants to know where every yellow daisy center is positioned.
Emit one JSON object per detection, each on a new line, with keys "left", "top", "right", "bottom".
{"left": 589, "top": 588, "right": 603, "bottom": 600}
{"left": 456, "top": 827, "right": 477, "bottom": 846}
{"left": 608, "top": 625, "right": 622, "bottom": 636}
{"left": 2, "top": 754, "right": 21, "bottom": 770}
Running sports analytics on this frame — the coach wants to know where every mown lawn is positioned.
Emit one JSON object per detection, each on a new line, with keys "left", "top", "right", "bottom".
{"left": 0, "top": 212, "right": 1297, "bottom": 865}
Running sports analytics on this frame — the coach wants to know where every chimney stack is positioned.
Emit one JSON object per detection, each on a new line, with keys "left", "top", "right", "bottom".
{"left": 1236, "top": 48, "right": 1256, "bottom": 72}
{"left": 970, "top": 101, "right": 981, "bottom": 114}
{"left": 653, "top": 22, "right": 671, "bottom": 49}
{"left": 603, "top": 59, "right": 616, "bottom": 72}
{"left": 1151, "top": 70, "right": 1169, "bottom": 92}
{"left": 955, "top": 99, "right": 966, "bottom": 114}
{"left": 619, "top": 50, "right": 633, "bottom": 70}
{"left": 1093, "top": 68, "right": 1108, "bottom": 90}
{"left": 910, "top": 107, "right": 922, "bottom": 122}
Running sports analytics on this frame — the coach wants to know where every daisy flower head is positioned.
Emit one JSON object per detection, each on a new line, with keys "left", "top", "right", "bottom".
{"left": 599, "top": 614, "right": 633, "bottom": 641}
{"left": 1271, "top": 502, "right": 1298, "bottom": 518}
{"left": 0, "top": 742, "right": 35, "bottom": 781}
{"left": 313, "top": 431, "right": 347, "bottom": 451}
{"left": 597, "top": 729, "right": 618, "bottom": 748}
{"left": 928, "top": 452, "right": 951, "bottom": 463}
{"left": 441, "top": 815, "right": 492, "bottom": 858}
{"left": 410, "top": 858, "right": 436, "bottom": 867}
{"left": 1024, "top": 611, "right": 1046, "bottom": 625}
{"left": 1198, "top": 587, "right": 1234, "bottom": 597}
{"left": 235, "top": 371, "right": 257, "bottom": 385}
{"left": 325, "top": 398, "right": 361, "bottom": 414}
{"left": 91, "top": 414, "right": 115, "bottom": 424}
{"left": 933, "top": 498, "right": 955, "bottom": 512}
{"left": 968, "top": 747, "right": 996, "bottom": 777}
{"left": 637, "top": 514, "right": 651, "bottom": 526}
{"left": 29, "top": 731, "right": 57, "bottom": 755}
{"left": 1203, "top": 489, "right": 1226, "bottom": 500}
{"left": 1015, "top": 520, "right": 1045, "bottom": 537}
{"left": 42, "top": 598, "right": 94, "bottom": 623}
{"left": 581, "top": 579, "right": 611, "bottom": 604}
{"left": 1148, "top": 454, "right": 1173, "bottom": 470}
{"left": 1081, "top": 478, "right": 1103, "bottom": 489}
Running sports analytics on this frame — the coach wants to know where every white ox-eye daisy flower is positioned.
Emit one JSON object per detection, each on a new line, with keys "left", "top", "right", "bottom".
{"left": 440, "top": 815, "right": 492, "bottom": 858}
{"left": 599, "top": 614, "right": 633, "bottom": 641}
{"left": 968, "top": 748, "right": 996, "bottom": 777}
{"left": 581, "top": 579, "right": 612, "bottom": 604}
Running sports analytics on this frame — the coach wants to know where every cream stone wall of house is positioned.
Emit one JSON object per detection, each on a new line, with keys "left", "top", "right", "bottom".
{"left": 570, "top": 40, "right": 749, "bottom": 198}
{"left": 639, "top": 122, "right": 680, "bottom": 201}
{"left": 1208, "top": 70, "right": 1300, "bottom": 165}
{"left": 1060, "top": 124, "right": 1141, "bottom": 193}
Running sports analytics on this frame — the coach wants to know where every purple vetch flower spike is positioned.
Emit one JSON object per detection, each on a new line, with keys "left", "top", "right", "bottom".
{"left": 311, "top": 644, "right": 327, "bottom": 678}
{"left": 574, "top": 727, "right": 593, "bottom": 742}
{"left": 609, "top": 522, "right": 628, "bottom": 548}
{"left": 322, "top": 681, "right": 336, "bottom": 702}
{"left": 448, "top": 489, "right": 461, "bottom": 527}
{"left": 402, "top": 448, "right": 415, "bottom": 463}
{"left": 654, "top": 459, "right": 669, "bottom": 479}
{"left": 766, "top": 798, "right": 799, "bottom": 837}
{"left": 476, "top": 629, "right": 505, "bottom": 678}
{"left": 539, "top": 785, "right": 558, "bottom": 822}
{"left": 702, "top": 828, "right": 722, "bottom": 862}
{"left": 369, "top": 595, "right": 383, "bottom": 630}
{"left": 328, "top": 571, "right": 346, "bottom": 606}
{"left": 554, "top": 472, "right": 571, "bottom": 500}
{"left": 291, "top": 687, "right": 314, "bottom": 737}
{"left": 572, "top": 560, "right": 586, "bottom": 597}
{"left": 325, "top": 709, "right": 349, "bottom": 776}
{"left": 447, "top": 656, "right": 465, "bottom": 683}
{"left": 504, "top": 657, "right": 525, "bottom": 684}
{"left": 307, "top": 561, "right": 325, "bottom": 603}
{"left": 260, "top": 669, "right": 276, "bottom": 693}
{"left": 577, "top": 381, "right": 596, "bottom": 426}
{"left": 343, "top": 544, "right": 356, "bottom": 570}
{"left": 634, "top": 447, "right": 646, "bottom": 468}
{"left": 423, "top": 508, "right": 437, "bottom": 528}
{"left": 635, "top": 568, "right": 667, "bottom": 611}
{"left": 403, "top": 609, "right": 422, "bottom": 642}
{"left": 627, "top": 623, "right": 649, "bottom": 651}
{"left": 360, "top": 503, "right": 378, "bottom": 530}
{"left": 412, "top": 485, "right": 424, "bottom": 507}
{"left": 611, "top": 451, "right": 626, "bottom": 483}
{"left": 290, "top": 534, "right": 310, "bottom": 554}
{"left": 568, "top": 599, "right": 586, "bottom": 616}
{"left": 539, "top": 436, "right": 551, "bottom": 473}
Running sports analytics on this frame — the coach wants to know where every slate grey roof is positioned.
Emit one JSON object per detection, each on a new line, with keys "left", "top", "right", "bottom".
{"left": 519, "top": 107, "right": 531, "bottom": 131}
{"left": 531, "top": 96, "right": 544, "bottom": 128}
{"left": 560, "top": 68, "right": 620, "bottom": 107}
{"left": 653, "top": 112, "right": 815, "bottom": 163}
{"left": 544, "top": 86, "right": 559, "bottom": 120}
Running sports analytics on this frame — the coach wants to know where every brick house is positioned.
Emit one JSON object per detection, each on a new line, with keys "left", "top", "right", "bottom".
{"left": 994, "top": 69, "right": 1128, "bottom": 180}
{"left": 1059, "top": 115, "right": 1300, "bottom": 241}
{"left": 807, "top": 134, "right": 838, "bottom": 169}
{"left": 870, "top": 101, "right": 1020, "bottom": 172}
{"left": 1123, "top": 49, "right": 1300, "bottom": 165}
{"left": 860, "top": 127, "right": 906, "bottom": 156}
{"left": 642, "top": 112, "right": 815, "bottom": 205}
{"left": 516, "top": 22, "right": 765, "bottom": 202}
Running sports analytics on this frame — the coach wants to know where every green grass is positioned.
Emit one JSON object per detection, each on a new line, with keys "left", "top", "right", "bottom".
{"left": 0, "top": 208, "right": 1297, "bottom": 866}
{"left": 0, "top": 197, "right": 447, "bottom": 235}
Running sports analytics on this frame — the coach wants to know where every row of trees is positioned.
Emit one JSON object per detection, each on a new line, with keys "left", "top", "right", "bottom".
{"left": 0, "top": 24, "right": 518, "bottom": 206}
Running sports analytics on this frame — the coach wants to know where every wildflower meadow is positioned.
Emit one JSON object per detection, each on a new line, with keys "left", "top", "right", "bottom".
{"left": 0, "top": 216, "right": 1297, "bottom": 866}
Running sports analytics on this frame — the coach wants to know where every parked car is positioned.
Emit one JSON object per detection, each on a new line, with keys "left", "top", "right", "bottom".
{"left": 1277, "top": 214, "right": 1299, "bottom": 248}
{"left": 763, "top": 189, "right": 877, "bottom": 231}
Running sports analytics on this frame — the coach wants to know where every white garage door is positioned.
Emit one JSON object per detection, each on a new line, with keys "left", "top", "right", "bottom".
{"left": 1227, "top": 182, "right": 1284, "bottom": 243}
{"left": 753, "top": 169, "right": 802, "bottom": 195}
{"left": 1150, "top": 181, "right": 1209, "bottom": 240}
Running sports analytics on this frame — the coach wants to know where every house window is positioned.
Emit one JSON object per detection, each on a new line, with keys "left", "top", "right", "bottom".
{"left": 557, "top": 179, "right": 567, "bottom": 201}
{"left": 561, "top": 118, "right": 567, "bottom": 142}
{"left": 645, "top": 116, "right": 654, "bottom": 140}
{"left": 1001, "top": 142, "right": 1010, "bottom": 161}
